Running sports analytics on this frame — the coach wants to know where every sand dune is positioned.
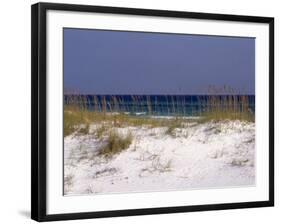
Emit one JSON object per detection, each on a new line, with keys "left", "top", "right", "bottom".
{"left": 64, "top": 120, "right": 255, "bottom": 196}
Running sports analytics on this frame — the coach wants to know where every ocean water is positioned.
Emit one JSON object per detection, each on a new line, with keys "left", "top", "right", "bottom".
{"left": 64, "top": 95, "right": 255, "bottom": 117}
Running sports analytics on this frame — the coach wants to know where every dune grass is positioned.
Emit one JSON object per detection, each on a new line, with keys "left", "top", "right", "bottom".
{"left": 200, "top": 110, "right": 254, "bottom": 122}
{"left": 64, "top": 104, "right": 254, "bottom": 138}
{"left": 63, "top": 87, "right": 255, "bottom": 160}
{"left": 64, "top": 106, "right": 92, "bottom": 137}
{"left": 99, "top": 130, "right": 133, "bottom": 157}
{"left": 198, "top": 94, "right": 254, "bottom": 122}
{"left": 64, "top": 105, "right": 189, "bottom": 137}
{"left": 64, "top": 86, "right": 255, "bottom": 137}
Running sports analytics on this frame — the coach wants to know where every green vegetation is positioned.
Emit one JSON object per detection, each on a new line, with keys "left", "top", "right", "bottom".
{"left": 64, "top": 86, "right": 255, "bottom": 137}
{"left": 63, "top": 86, "right": 255, "bottom": 161}
{"left": 198, "top": 94, "right": 254, "bottom": 122}
{"left": 99, "top": 130, "right": 133, "bottom": 157}
{"left": 64, "top": 106, "right": 92, "bottom": 137}
{"left": 64, "top": 105, "right": 189, "bottom": 137}
{"left": 200, "top": 110, "right": 254, "bottom": 122}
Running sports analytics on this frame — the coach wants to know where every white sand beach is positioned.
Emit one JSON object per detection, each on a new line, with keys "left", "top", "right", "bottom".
{"left": 64, "top": 120, "right": 255, "bottom": 195}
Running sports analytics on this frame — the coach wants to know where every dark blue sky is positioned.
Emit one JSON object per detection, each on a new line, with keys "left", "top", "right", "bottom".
{"left": 64, "top": 28, "right": 255, "bottom": 95}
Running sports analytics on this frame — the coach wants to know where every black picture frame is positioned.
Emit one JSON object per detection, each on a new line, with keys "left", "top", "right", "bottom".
{"left": 31, "top": 2, "right": 274, "bottom": 222}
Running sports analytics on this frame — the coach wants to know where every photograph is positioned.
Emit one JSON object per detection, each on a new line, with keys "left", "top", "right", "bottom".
{"left": 31, "top": 2, "right": 274, "bottom": 221}
{"left": 63, "top": 28, "right": 256, "bottom": 196}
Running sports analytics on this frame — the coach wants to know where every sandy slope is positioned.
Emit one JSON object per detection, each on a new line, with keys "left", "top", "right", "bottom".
{"left": 64, "top": 120, "right": 255, "bottom": 195}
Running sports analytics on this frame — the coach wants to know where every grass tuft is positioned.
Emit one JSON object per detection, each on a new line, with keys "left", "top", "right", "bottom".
{"left": 165, "top": 120, "right": 182, "bottom": 137}
{"left": 99, "top": 130, "right": 133, "bottom": 157}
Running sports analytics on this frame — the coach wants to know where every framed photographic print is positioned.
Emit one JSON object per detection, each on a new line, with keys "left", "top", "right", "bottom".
{"left": 31, "top": 2, "right": 274, "bottom": 222}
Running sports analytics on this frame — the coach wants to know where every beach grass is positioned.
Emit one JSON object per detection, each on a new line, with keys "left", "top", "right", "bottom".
{"left": 64, "top": 87, "right": 255, "bottom": 137}
{"left": 64, "top": 106, "right": 92, "bottom": 137}
{"left": 199, "top": 110, "right": 254, "bottom": 122}
{"left": 198, "top": 93, "right": 254, "bottom": 122}
{"left": 99, "top": 130, "right": 133, "bottom": 157}
{"left": 64, "top": 105, "right": 189, "bottom": 137}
